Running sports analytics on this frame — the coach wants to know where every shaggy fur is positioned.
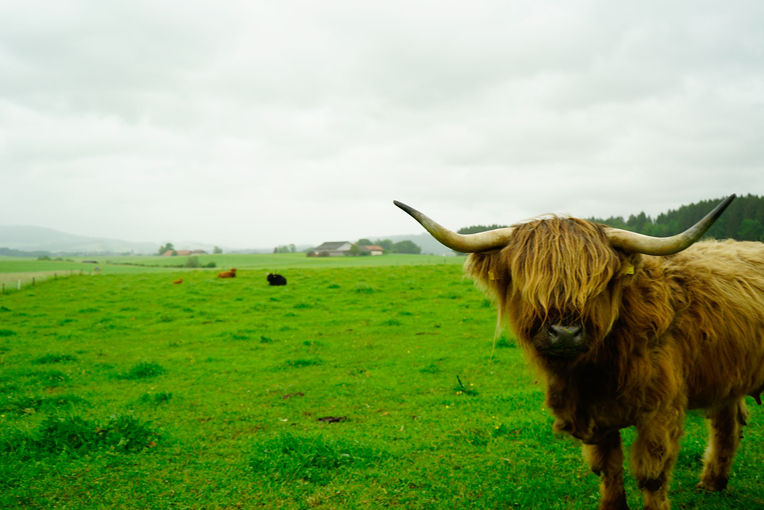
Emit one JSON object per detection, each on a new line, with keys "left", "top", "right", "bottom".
{"left": 464, "top": 217, "right": 764, "bottom": 510}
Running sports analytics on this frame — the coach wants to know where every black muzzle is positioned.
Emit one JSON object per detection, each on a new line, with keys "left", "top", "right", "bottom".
{"left": 536, "top": 323, "right": 588, "bottom": 358}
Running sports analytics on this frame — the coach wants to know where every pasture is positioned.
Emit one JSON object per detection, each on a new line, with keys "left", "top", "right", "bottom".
{"left": 0, "top": 255, "right": 762, "bottom": 508}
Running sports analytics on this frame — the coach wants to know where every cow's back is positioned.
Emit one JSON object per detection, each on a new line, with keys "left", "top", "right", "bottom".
{"left": 663, "top": 240, "right": 764, "bottom": 408}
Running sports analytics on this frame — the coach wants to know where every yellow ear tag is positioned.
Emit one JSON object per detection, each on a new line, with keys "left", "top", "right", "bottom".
{"left": 488, "top": 270, "right": 496, "bottom": 281}
{"left": 624, "top": 265, "right": 635, "bottom": 275}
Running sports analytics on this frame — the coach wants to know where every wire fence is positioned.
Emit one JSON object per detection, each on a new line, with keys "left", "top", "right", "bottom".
{"left": 0, "top": 270, "right": 86, "bottom": 295}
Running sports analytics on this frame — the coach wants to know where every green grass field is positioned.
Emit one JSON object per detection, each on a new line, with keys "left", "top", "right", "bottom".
{"left": 0, "top": 255, "right": 762, "bottom": 508}
{"left": 0, "top": 254, "right": 461, "bottom": 293}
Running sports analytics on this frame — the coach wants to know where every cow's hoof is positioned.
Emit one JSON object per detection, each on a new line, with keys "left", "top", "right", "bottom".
{"left": 600, "top": 499, "right": 629, "bottom": 510}
{"left": 600, "top": 492, "right": 629, "bottom": 510}
{"left": 697, "top": 476, "right": 728, "bottom": 492}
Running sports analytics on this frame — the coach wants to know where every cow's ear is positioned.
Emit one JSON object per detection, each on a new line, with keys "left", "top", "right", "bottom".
{"left": 617, "top": 253, "right": 642, "bottom": 278}
{"left": 465, "top": 250, "right": 508, "bottom": 291}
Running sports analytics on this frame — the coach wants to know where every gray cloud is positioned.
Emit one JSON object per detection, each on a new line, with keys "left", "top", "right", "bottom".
{"left": 1, "top": 1, "right": 762, "bottom": 248}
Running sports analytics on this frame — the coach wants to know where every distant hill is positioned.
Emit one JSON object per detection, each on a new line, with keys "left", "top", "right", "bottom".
{"left": 0, "top": 225, "right": 158, "bottom": 256}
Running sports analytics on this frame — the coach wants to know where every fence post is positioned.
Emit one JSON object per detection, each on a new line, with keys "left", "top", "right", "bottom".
{"left": 1, "top": 283, "right": 4, "bottom": 295}
{"left": 17, "top": 280, "right": 21, "bottom": 290}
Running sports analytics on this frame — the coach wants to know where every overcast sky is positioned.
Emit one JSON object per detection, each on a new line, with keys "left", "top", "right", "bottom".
{"left": 1, "top": 1, "right": 762, "bottom": 249}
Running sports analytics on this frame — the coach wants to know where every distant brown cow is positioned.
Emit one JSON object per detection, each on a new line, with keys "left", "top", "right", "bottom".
{"left": 172, "top": 278, "right": 183, "bottom": 285}
{"left": 395, "top": 196, "right": 764, "bottom": 510}
{"left": 218, "top": 268, "right": 237, "bottom": 278}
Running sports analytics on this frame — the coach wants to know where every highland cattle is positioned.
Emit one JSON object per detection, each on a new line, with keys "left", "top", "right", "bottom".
{"left": 267, "top": 273, "right": 287, "bottom": 286}
{"left": 395, "top": 195, "right": 763, "bottom": 510}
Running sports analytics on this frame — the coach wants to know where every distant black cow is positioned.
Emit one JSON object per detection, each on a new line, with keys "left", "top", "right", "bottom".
{"left": 267, "top": 273, "right": 287, "bottom": 286}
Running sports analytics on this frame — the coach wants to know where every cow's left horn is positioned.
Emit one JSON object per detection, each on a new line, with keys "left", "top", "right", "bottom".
{"left": 394, "top": 200, "right": 515, "bottom": 252}
{"left": 604, "top": 195, "right": 736, "bottom": 256}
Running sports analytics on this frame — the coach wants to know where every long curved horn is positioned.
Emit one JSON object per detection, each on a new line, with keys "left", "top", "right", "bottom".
{"left": 604, "top": 195, "right": 736, "bottom": 256}
{"left": 394, "top": 200, "right": 515, "bottom": 252}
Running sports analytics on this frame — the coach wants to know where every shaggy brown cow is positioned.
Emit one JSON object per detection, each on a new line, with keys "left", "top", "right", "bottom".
{"left": 218, "top": 268, "right": 237, "bottom": 278}
{"left": 172, "top": 278, "right": 183, "bottom": 285}
{"left": 395, "top": 196, "right": 763, "bottom": 510}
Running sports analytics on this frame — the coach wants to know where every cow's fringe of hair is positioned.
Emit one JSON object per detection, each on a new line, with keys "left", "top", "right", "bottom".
{"left": 466, "top": 217, "right": 633, "bottom": 366}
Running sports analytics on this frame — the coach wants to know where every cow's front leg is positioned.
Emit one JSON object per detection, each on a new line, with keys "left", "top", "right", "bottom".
{"left": 698, "top": 399, "right": 748, "bottom": 491}
{"left": 631, "top": 410, "right": 684, "bottom": 510}
{"left": 582, "top": 429, "right": 629, "bottom": 510}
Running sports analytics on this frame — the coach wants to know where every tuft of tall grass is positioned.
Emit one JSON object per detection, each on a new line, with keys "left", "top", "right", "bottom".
{"left": 285, "top": 358, "right": 322, "bottom": 368}
{"left": 0, "top": 394, "right": 89, "bottom": 415}
{"left": 115, "top": 362, "right": 166, "bottom": 380}
{"left": 32, "top": 353, "right": 77, "bottom": 364}
{"left": 35, "top": 370, "right": 70, "bottom": 386}
{"left": 354, "top": 283, "right": 376, "bottom": 294}
{"left": 249, "top": 433, "right": 390, "bottom": 485}
{"left": 138, "top": 392, "right": 173, "bottom": 406}
{"left": 1, "top": 413, "right": 161, "bottom": 458}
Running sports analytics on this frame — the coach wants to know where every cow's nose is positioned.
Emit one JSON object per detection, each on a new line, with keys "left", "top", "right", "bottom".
{"left": 548, "top": 324, "right": 584, "bottom": 347}
{"left": 540, "top": 323, "right": 588, "bottom": 357}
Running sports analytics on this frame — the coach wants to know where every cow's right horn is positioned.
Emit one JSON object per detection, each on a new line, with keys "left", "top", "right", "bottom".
{"left": 394, "top": 200, "right": 515, "bottom": 253}
{"left": 603, "top": 194, "right": 736, "bottom": 256}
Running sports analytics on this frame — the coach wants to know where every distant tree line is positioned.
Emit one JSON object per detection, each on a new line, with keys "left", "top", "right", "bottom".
{"left": 159, "top": 242, "right": 223, "bottom": 255}
{"left": 0, "top": 247, "right": 130, "bottom": 258}
{"left": 457, "top": 224, "right": 509, "bottom": 235}
{"left": 0, "top": 247, "right": 52, "bottom": 257}
{"left": 273, "top": 244, "right": 297, "bottom": 254}
{"left": 589, "top": 194, "right": 764, "bottom": 242}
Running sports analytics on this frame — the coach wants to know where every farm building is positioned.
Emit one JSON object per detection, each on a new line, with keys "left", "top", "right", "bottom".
{"left": 307, "top": 241, "right": 353, "bottom": 257}
{"left": 360, "top": 245, "right": 384, "bottom": 256}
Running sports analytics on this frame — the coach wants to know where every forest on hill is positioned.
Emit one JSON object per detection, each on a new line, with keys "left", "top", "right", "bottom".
{"left": 589, "top": 194, "right": 764, "bottom": 242}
